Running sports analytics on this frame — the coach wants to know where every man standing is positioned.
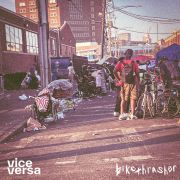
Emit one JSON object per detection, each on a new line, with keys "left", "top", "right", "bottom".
{"left": 114, "top": 49, "right": 140, "bottom": 120}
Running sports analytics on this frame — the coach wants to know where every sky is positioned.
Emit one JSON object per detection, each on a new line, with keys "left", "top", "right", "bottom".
{"left": 113, "top": 0, "right": 180, "bottom": 42}
{"left": 0, "top": 0, "right": 179, "bottom": 43}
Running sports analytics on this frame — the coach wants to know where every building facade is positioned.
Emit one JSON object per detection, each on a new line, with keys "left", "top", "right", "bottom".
{"left": 15, "top": 0, "right": 104, "bottom": 45}
{"left": 15, "top": 0, "right": 61, "bottom": 28}
{"left": 164, "top": 30, "right": 180, "bottom": 46}
{"left": 0, "top": 6, "right": 76, "bottom": 75}
{"left": 59, "top": 0, "right": 104, "bottom": 44}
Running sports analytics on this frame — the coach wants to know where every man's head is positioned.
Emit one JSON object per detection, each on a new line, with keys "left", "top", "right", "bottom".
{"left": 124, "top": 49, "right": 133, "bottom": 59}
{"left": 118, "top": 57, "right": 125, "bottom": 62}
{"left": 159, "top": 56, "right": 168, "bottom": 65}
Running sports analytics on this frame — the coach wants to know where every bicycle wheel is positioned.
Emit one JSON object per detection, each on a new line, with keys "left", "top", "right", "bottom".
{"left": 167, "top": 96, "right": 179, "bottom": 117}
{"left": 147, "top": 92, "right": 155, "bottom": 118}
{"left": 137, "top": 93, "right": 152, "bottom": 119}
{"left": 156, "top": 94, "right": 165, "bottom": 117}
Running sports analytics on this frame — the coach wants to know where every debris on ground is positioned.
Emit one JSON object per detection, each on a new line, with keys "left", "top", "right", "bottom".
{"left": 19, "top": 94, "right": 28, "bottom": 101}
{"left": 23, "top": 117, "right": 46, "bottom": 132}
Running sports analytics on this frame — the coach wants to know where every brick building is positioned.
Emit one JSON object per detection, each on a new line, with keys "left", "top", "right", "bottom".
{"left": 0, "top": 6, "right": 76, "bottom": 75}
{"left": 15, "top": 0, "right": 105, "bottom": 45}
{"left": 164, "top": 30, "right": 180, "bottom": 46}
{"left": 59, "top": 0, "right": 104, "bottom": 44}
{"left": 15, "top": 0, "right": 61, "bottom": 28}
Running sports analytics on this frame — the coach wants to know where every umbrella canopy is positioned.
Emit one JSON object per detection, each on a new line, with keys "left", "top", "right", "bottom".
{"left": 131, "top": 55, "right": 153, "bottom": 63}
{"left": 156, "top": 43, "right": 180, "bottom": 62}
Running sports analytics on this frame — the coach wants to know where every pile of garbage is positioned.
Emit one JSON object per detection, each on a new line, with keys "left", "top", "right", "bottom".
{"left": 20, "top": 79, "right": 82, "bottom": 132}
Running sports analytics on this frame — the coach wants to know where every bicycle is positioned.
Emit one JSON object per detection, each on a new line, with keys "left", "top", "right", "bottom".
{"left": 155, "top": 88, "right": 180, "bottom": 118}
{"left": 136, "top": 75, "right": 155, "bottom": 119}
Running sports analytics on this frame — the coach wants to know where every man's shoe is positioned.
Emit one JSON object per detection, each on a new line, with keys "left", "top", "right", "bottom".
{"left": 119, "top": 113, "right": 128, "bottom": 120}
{"left": 128, "top": 114, "right": 138, "bottom": 120}
{"left": 113, "top": 112, "right": 120, "bottom": 117}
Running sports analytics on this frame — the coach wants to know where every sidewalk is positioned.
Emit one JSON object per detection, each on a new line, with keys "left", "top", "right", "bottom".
{"left": 0, "top": 89, "right": 38, "bottom": 143}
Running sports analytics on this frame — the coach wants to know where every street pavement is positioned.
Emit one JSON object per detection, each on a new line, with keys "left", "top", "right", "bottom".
{"left": 0, "top": 91, "right": 180, "bottom": 180}
{"left": 0, "top": 89, "right": 38, "bottom": 143}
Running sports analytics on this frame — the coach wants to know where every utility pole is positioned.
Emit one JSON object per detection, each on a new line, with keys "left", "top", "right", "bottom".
{"left": 37, "top": 0, "right": 50, "bottom": 88}
{"left": 101, "top": 0, "right": 106, "bottom": 59}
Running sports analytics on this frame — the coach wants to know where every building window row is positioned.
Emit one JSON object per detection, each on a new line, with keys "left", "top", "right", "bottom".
{"left": 19, "top": 2, "right": 26, "bottom": 7}
{"left": 68, "top": 21, "right": 89, "bottom": 25}
{"left": 91, "top": 13, "right": 95, "bottom": 18}
{"left": 91, "top": 7, "right": 94, "bottom": 12}
{"left": 50, "top": 7, "right": 57, "bottom": 10}
{"left": 68, "top": 0, "right": 82, "bottom": 12}
{"left": 70, "top": 14, "right": 83, "bottom": 20}
{"left": 50, "top": 19, "right": 57, "bottom": 23}
{"left": 71, "top": 27, "right": 89, "bottom": 32}
{"left": 29, "top": 1, "right": 36, "bottom": 6}
{"left": 29, "top": 8, "right": 36, "bottom": 12}
{"left": 69, "top": 5, "right": 83, "bottom": 12}
{"left": 50, "top": 12, "right": 57, "bottom": 17}
{"left": 49, "top": 0, "right": 56, "bottom": 3}
{"left": 74, "top": 33, "right": 90, "bottom": 38}
{"left": 30, "top": 14, "right": 37, "bottom": 19}
{"left": 19, "top": 8, "right": 26, "bottom": 13}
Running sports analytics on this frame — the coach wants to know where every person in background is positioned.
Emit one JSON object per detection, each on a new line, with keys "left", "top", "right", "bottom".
{"left": 113, "top": 57, "right": 124, "bottom": 117}
{"left": 67, "top": 62, "right": 75, "bottom": 83}
{"left": 158, "top": 57, "right": 172, "bottom": 89}
{"left": 114, "top": 49, "right": 140, "bottom": 120}
{"left": 95, "top": 70, "right": 102, "bottom": 95}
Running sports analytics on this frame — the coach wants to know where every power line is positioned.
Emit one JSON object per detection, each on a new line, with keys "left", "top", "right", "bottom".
{"left": 118, "top": 28, "right": 173, "bottom": 35}
{"left": 114, "top": 8, "right": 180, "bottom": 24}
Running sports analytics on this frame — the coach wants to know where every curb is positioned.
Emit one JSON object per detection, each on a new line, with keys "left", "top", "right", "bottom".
{"left": 0, "top": 120, "right": 27, "bottom": 144}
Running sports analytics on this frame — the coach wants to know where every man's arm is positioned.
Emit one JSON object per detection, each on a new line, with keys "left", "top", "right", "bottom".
{"left": 113, "top": 62, "right": 122, "bottom": 81}
{"left": 134, "top": 63, "right": 140, "bottom": 85}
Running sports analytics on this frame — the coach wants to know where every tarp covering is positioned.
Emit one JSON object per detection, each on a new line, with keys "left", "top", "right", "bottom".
{"left": 47, "top": 79, "right": 73, "bottom": 91}
{"left": 156, "top": 44, "right": 180, "bottom": 62}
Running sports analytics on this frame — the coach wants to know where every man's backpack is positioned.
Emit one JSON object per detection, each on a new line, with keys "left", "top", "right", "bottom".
{"left": 121, "top": 62, "right": 134, "bottom": 84}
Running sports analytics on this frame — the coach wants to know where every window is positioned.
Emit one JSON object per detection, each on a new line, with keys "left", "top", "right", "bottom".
{"left": 92, "top": 26, "right": 95, "bottom": 30}
{"left": 20, "top": 8, "right": 26, "bottom": 13}
{"left": 50, "top": 38, "right": 57, "bottom": 56}
{"left": 91, "top": 7, "right": 94, "bottom": 12}
{"left": 92, "top": 32, "right": 95, "bottom": 37}
{"left": 26, "top": 31, "right": 38, "bottom": 54}
{"left": 91, "top": 14, "right": 94, "bottom": 18}
{"left": 51, "top": 19, "right": 57, "bottom": 23}
{"left": 5, "top": 24, "right": 22, "bottom": 52}
{"left": 50, "top": 12, "right": 56, "bottom": 17}
{"left": 19, "top": 2, "right": 26, "bottom": 6}
{"left": 30, "top": 8, "right": 36, "bottom": 12}
{"left": 91, "top": 20, "right": 95, "bottom": 24}
{"left": 49, "top": 0, "right": 56, "bottom": 3}
{"left": 30, "top": 14, "right": 37, "bottom": 19}
{"left": 50, "top": 7, "right": 56, "bottom": 10}
{"left": 29, "top": 1, "right": 35, "bottom": 5}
